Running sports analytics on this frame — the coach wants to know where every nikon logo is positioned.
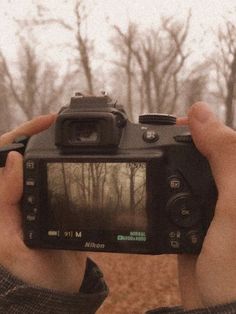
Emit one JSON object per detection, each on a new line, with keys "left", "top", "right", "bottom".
{"left": 85, "top": 242, "right": 105, "bottom": 249}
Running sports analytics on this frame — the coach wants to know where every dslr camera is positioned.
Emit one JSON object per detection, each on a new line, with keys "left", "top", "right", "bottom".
{"left": 2, "top": 94, "right": 218, "bottom": 254}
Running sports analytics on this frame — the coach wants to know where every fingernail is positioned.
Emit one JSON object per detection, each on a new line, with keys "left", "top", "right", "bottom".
{"left": 190, "top": 103, "right": 214, "bottom": 123}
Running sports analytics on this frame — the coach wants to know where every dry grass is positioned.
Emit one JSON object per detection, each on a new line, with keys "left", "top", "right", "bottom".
{"left": 89, "top": 253, "right": 181, "bottom": 314}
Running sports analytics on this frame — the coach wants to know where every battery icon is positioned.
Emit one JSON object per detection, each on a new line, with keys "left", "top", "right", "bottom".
{"left": 48, "top": 230, "right": 60, "bottom": 237}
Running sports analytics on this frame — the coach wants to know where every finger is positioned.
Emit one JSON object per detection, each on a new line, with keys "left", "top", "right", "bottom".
{"left": 188, "top": 102, "right": 236, "bottom": 195}
{"left": 178, "top": 255, "right": 203, "bottom": 309}
{"left": 176, "top": 117, "right": 189, "bottom": 125}
{"left": 0, "top": 151, "right": 23, "bottom": 206}
{"left": 0, "top": 151, "right": 23, "bottom": 237}
{"left": 0, "top": 113, "right": 57, "bottom": 146}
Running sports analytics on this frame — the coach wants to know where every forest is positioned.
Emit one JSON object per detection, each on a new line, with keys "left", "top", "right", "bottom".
{"left": 0, "top": 0, "right": 236, "bottom": 135}
{"left": 47, "top": 162, "right": 146, "bottom": 230}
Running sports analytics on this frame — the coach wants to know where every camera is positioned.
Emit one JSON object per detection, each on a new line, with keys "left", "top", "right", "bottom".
{"left": 5, "top": 93, "right": 218, "bottom": 254}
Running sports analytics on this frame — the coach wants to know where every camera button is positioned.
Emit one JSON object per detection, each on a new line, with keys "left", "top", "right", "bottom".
{"left": 27, "top": 195, "right": 35, "bottom": 205}
{"left": 167, "top": 230, "right": 181, "bottom": 250}
{"left": 27, "top": 230, "right": 36, "bottom": 240}
{"left": 169, "top": 230, "right": 181, "bottom": 239}
{"left": 168, "top": 176, "right": 182, "bottom": 190}
{"left": 26, "top": 214, "right": 36, "bottom": 222}
{"left": 25, "top": 178, "right": 36, "bottom": 187}
{"left": 170, "top": 240, "right": 180, "bottom": 249}
{"left": 167, "top": 194, "right": 201, "bottom": 228}
{"left": 174, "top": 133, "right": 193, "bottom": 143}
{"left": 25, "top": 160, "right": 36, "bottom": 170}
{"left": 32, "top": 207, "right": 38, "bottom": 214}
{"left": 143, "top": 129, "right": 159, "bottom": 143}
{"left": 185, "top": 230, "right": 202, "bottom": 249}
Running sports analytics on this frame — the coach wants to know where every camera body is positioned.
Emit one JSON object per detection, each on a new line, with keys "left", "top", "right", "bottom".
{"left": 22, "top": 94, "right": 217, "bottom": 254}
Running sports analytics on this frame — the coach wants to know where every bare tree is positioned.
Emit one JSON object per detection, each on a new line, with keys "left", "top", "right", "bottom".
{"left": 112, "top": 13, "right": 191, "bottom": 117}
{"left": 181, "top": 60, "right": 213, "bottom": 111}
{"left": 0, "top": 60, "right": 11, "bottom": 133}
{"left": 212, "top": 19, "right": 236, "bottom": 127}
{"left": 0, "top": 37, "right": 71, "bottom": 121}
{"left": 73, "top": 1, "right": 94, "bottom": 94}
{"left": 20, "top": 0, "right": 95, "bottom": 94}
{"left": 185, "top": 75, "right": 207, "bottom": 105}
{"left": 111, "top": 23, "right": 137, "bottom": 120}
{"left": 154, "top": 15, "right": 191, "bottom": 113}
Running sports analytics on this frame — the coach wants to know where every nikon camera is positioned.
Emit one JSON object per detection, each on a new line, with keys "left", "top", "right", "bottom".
{"left": 19, "top": 94, "right": 217, "bottom": 254}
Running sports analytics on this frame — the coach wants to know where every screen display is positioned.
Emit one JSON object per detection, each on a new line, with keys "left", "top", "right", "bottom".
{"left": 46, "top": 162, "right": 147, "bottom": 231}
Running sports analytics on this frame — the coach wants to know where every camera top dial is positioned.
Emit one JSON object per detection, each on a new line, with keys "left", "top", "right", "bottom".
{"left": 139, "top": 113, "right": 176, "bottom": 125}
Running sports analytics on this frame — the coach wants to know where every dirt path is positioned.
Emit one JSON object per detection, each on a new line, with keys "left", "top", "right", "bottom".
{"left": 89, "top": 253, "right": 181, "bottom": 314}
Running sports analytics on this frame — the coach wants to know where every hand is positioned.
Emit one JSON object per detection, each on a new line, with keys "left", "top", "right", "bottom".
{"left": 177, "top": 102, "right": 236, "bottom": 309}
{"left": 0, "top": 115, "right": 87, "bottom": 293}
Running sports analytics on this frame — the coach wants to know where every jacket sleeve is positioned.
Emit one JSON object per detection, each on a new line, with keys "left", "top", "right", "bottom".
{"left": 146, "top": 302, "right": 236, "bottom": 314}
{"left": 0, "top": 258, "right": 108, "bottom": 314}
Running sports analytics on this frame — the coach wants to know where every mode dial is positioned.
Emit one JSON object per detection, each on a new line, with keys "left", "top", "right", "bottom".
{"left": 139, "top": 113, "right": 176, "bottom": 125}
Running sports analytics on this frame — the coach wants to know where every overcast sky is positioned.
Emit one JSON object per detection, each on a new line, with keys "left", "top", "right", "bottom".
{"left": 0, "top": 0, "right": 235, "bottom": 64}
{"left": 0, "top": 0, "right": 234, "bottom": 121}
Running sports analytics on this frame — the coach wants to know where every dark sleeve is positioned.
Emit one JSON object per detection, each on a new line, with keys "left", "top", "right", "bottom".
{"left": 146, "top": 302, "right": 236, "bottom": 314}
{"left": 0, "top": 257, "right": 108, "bottom": 314}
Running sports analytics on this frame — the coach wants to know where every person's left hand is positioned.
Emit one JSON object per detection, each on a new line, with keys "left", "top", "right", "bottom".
{"left": 0, "top": 114, "right": 87, "bottom": 293}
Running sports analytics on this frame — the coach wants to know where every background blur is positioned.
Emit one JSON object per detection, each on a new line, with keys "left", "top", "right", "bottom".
{"left": 1, "top": 0, "right": 236, "bottom": 130}
{"left": 1, "top": 0, "right": 236, "bottom": 313}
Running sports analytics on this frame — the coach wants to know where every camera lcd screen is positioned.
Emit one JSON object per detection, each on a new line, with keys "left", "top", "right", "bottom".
{"left": 46, "top": 162, "right": 147, "bottom": 231}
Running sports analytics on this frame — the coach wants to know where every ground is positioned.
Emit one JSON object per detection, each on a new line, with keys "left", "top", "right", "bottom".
{"left": 89, "top": 253, "right": 181, "bottom": 314}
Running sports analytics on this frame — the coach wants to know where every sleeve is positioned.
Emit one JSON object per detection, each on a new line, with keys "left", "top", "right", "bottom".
{"left": 146, "top": 302, "right": 236, "bottom": 314}
{"left": 0, "top": 257, "right": 108, "bottom": 314}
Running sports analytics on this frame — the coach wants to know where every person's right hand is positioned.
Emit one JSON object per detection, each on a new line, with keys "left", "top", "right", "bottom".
{"left": 178, "top": 102, "right": 236, "bottom": 309}
{"left": 0, "top": 114, "right": 87, "bottom": 294}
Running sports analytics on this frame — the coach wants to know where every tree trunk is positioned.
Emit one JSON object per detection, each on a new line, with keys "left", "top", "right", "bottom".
{"left": 225, "top": 52, "right": 236, "bottom": 127}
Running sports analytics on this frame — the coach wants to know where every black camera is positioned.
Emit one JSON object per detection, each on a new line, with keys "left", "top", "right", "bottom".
{"left": 5, "top": 94, "right": 218, "bottom": 254}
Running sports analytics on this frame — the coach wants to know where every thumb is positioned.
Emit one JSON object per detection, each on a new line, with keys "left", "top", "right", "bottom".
{"left": 0, "top": 151, "right": 23, "bottom": 206}
{"left": 188, "top": 102, "right": 236, "bottom": 198}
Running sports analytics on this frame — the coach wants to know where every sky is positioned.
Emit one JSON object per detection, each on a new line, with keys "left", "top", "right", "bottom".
{"left": 0, "top": 0, "right": 235, "bottom": 65}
